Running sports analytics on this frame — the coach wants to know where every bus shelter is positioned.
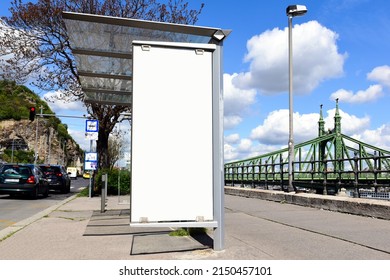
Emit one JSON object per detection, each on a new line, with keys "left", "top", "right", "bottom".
{"left": 63, "top": 12, "right": 230, "bottom": 250}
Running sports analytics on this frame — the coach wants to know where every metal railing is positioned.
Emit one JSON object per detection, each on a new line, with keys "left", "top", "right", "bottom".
{"left": 225, "top": 154, "right": 390, "bottom": 198}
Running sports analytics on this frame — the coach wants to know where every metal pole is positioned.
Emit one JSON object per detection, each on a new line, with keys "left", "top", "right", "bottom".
{"left": 62, "top": 140, "right": 66, "bottom": 165}
{"left": 288, "top": 15, "right": 294, "bottom": 192}
{"left": 11, "top": 139, "right": 14, "bottom": 163}
{"left": 101, "top": 174, "right": 107, "bottom": 213}
{"left": 88, "top": 139, "right": 93, "bottom": 198}
{"left": 212, "top": 42, "right": 225, "bottom": 251}
{"left": 117, "top": 121, "right": 121, "bottom": 202}
{"left": 48, "top": 128, "right": 52, "bottom": 164}
{"left": 33, "top": 108, "right": 40, "bottom": 164}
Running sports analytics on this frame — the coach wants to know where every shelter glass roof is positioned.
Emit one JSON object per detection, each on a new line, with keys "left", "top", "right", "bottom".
{"left": 62, "top": 12, "right": 230, "bottom": 105}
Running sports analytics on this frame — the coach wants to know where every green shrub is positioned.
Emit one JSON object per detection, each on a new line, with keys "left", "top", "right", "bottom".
{"left": 95, "top": 168, "right": 131, "bottom": 195}
{"left": 2, "top": 150, "right": 35, "bottom": 163}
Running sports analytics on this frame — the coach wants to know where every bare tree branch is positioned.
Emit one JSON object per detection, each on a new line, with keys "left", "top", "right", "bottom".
{"left": 0, "top": 0, "right": 204, "bottom": 168}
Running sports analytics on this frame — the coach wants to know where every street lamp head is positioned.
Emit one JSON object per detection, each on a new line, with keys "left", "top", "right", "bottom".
{"left": 286, "top": 5, "right": 307, "bottom": 17}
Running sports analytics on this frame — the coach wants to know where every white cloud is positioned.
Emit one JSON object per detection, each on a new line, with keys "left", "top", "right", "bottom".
{"left": 223, "top": 73, "right": 257, "bottom": 129}
{"left": 224, "top": 143, "right": 239, "bottom": 162}
{"left": 43, "top": 90, "right": 86, "bottom": 113}
{"left": 323, "top": 109, "right": 370, "bottom": 135}
{"left": 250, "top": 109, "right": 319, "bottom": 145}
{"left": 233, "top": 21, "right": 346, "bottom": 94}
{"left": 330, "top": 85, "right": 383, "bottom": 104}
{"left": 224, "top": 116, "right": 242, "bottom": 130}
{"left": 357, "top": 124, "right": 390, "bottom": 151}
{"left": 237, "top": 138, "right": 253, "bottom": 152}
{"left": 224, "top": 135, "right": 271, "bottom": 162}
{"left": 67, "top": 129, "right": 90, "bottom": 151}
{"left": 222, "top": 108, "right": 372, "bottom": 162}
{"left": 223, "top": 79, "right": 385, "bottom": 162}
{"left": 224, "top": 133, "right": 240, "bottom": 145}
{"left": 224, "top": 137, "right": 288, "bottom": 162}
{"left": 367, "top": 65, "right": 390, "bottom": 88}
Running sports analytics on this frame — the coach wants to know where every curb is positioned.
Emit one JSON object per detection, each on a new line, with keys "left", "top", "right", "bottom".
{"left": 0, "top": 194, "right": 78, "bottom": 241}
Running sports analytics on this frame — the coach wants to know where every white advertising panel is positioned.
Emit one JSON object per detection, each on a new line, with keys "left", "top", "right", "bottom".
{"left": 131, "top": 41, "right": 215, "bottom": 223}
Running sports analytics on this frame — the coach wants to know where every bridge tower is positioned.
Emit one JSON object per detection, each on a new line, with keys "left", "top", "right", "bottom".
{"left": 318, "top": 104, "right": 325, "bottom": 137}
{"left": 318, "top": 104, "right": 327, "bottom": 175}
{"left": 334, "top": 98, "right": 344, "bottom": 172}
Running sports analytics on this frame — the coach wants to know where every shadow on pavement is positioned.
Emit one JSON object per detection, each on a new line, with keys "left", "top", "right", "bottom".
{"left": 83, "top": 209, "right": 213, "bottom": 255}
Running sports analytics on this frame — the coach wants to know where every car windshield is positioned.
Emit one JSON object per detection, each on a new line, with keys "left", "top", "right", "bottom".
{"left": 40, "top": 166, "right": 61, "bottom": 173}
{"left": 1, "top": 165, "right": 31, "bottom": 176}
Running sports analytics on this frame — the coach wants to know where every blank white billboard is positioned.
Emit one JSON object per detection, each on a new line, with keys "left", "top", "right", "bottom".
{"left": 131, "top": 41, "right": 216, "bottom": 223}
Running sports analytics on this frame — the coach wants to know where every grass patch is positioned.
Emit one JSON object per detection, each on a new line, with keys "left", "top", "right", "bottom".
{"left": 169, "top": 227, "right": 207, "bottom": 237}
{"left": 169, "top": 228, "right": 189, "bottom": 236}
{"left": 0, "top": 231, "right": 18, "bottom": 242}
{"left": 77, "top": 187, "right": 90, "bottom": 197}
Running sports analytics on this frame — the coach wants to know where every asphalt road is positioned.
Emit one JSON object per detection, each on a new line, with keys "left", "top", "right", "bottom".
{"left": 0, "top": 178, "right": 88, "bottom": 231}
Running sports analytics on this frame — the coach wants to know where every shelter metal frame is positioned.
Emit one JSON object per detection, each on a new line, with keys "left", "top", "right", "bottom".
{"left": 63, "top": 11, "right": 230, "bottom": 250}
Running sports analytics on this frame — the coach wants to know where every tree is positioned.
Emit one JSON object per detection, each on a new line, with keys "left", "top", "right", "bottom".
{"left": 0, "top": 0, "right": 204, "bottom": 168}
{"left": 107, "top": 125, "right": 128, "bottom": 169}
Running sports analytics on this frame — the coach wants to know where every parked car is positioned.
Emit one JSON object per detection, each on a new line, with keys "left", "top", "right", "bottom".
{"left": 82, "top": 172, "right": 91, "bottom": 179}
{"left": 0, "top": 164, "right": 49, "bottom": 199}
{"left": 66, "top": 167, "right": 78, "bottom": 180}
{"left": 39, "top": 164, "right": 71, "bottom": 193}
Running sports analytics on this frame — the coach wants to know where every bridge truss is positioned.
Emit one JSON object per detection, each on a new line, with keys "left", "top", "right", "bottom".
{"left": 224, "top": 103, "right": 390, "bottom": 197}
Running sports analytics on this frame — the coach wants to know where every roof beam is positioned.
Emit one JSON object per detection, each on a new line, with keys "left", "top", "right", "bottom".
{"left": 82, "top": 88, "right": 132, "bottom": 96}
{"left": 72, "top": 48, "right": 132, "bottom": 59}
{"left": 63, "top": 11, "right": 231, "bottom": 38}
{"left": 78, "top": 70, "right": 132, "bottom": 80}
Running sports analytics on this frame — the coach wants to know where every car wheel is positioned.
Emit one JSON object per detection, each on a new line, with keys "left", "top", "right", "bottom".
{"left": 30, "top": 187, "right": 38, "bottom": 199}
{"left": 61, "top": 183, "right": 67, "bottom": 194}
{"left": 43, "top": 186, "right": 49, "bottom": 198}
{"left": 62, "top": 186, "right": 70, "bottom": 194}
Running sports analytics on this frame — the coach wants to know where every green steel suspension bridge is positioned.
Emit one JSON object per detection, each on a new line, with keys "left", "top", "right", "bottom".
{"left": 224, "top": 101, "right": 390, "bottom": 198}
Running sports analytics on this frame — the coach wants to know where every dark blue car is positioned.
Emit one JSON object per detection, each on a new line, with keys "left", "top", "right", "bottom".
{"left": 39, "top": 164, "right": 71, "bottom": 193}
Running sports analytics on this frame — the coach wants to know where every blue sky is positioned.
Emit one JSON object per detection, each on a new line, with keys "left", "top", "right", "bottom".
{"left": 195, "top": 0, "right": 390, "bottom": 161}
{"left": 1, "top": 0, "right": 390, "bottom": 161}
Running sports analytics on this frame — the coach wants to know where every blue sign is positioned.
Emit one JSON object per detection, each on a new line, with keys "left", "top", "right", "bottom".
{"left": 85, "top": 120, "right": 99, "bottom": 132}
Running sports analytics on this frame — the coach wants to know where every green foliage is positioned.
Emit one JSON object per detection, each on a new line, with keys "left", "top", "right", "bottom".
{"left": 169, "top": 228, "right": 207, "bottom": 237}
{"left": 0, "top": 80, "right": 35, "bottom": 120}
{"left": 2, "top": 149, "right": 35, "bottom": 163}
{"left": 77, "top": 187, "right": 90, "bottom": 197}
{"left": 57, "top": 123, "right": 71, "bottom": 141}
{"left": 169, "top": 228, "right": 190, "bottom": 236}
{"left": 0, "top": 80, "right": 66, "bottom": 130}
{"left": 95, "top": 168, "right": 131, "bottom": 195}
{"left": 0, "top": 79, "right": 78, "bottom": 156}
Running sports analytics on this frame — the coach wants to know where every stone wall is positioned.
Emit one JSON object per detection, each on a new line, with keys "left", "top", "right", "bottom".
{"left": 0, "top": 119, "right": 83, "bottom": 166}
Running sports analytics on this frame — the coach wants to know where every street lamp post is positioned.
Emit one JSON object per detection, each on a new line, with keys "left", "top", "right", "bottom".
{"left": 11, "top": 139, "right": 15, "bottom": 163}
{"left": 286, "top": 5, "right": 307, "bottom": 192}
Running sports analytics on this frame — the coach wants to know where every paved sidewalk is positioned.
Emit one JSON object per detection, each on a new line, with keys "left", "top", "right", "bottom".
{"left": 1, "top": 190, "right": 390, "bottom": 260}
{"left": 0, "top": 195, "right": 217, "bottom": 260}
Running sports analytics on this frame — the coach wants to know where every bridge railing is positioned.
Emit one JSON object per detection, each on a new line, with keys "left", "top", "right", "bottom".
{"left": 224, "top": 154, "right": 390, "bottom": 195}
